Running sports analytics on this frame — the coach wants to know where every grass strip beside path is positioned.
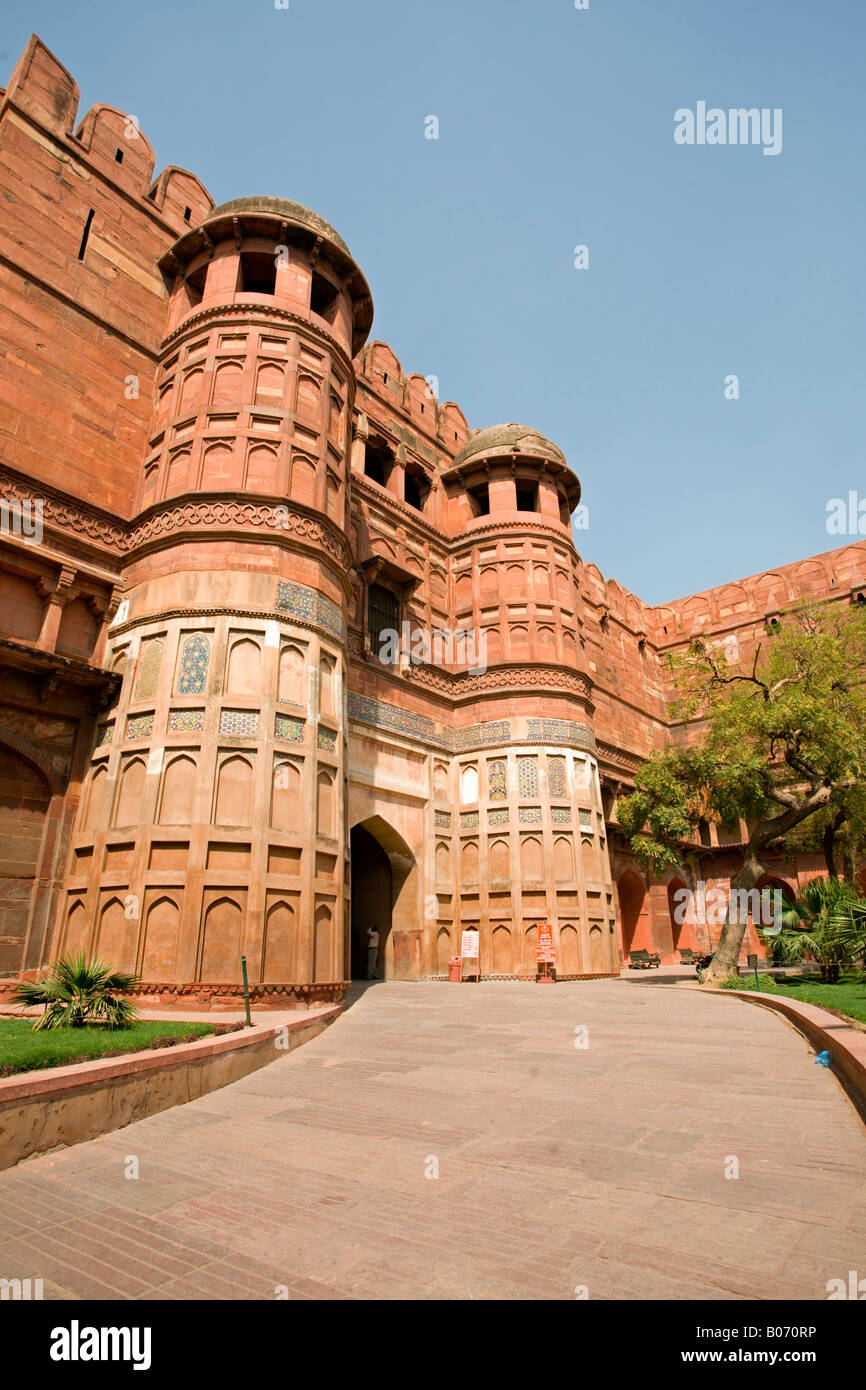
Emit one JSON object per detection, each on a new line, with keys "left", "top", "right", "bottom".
{"left": 719, "top": 970, "right": 866, "bottom": 1027}
{"left": 0, "top": 1018, "right": 217, "bottom": 1077}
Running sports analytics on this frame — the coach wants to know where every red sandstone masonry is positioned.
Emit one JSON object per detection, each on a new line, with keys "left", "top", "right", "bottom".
{"left": 0, "top": 33, "right": 863, "bottom": 994}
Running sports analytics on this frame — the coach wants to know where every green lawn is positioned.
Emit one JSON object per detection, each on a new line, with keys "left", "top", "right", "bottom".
{"left": 720, "top": 970, "right": 866, "bottom": 1026}
{"left": 0, "top": 1018, "right": 216, "bottom": 1077}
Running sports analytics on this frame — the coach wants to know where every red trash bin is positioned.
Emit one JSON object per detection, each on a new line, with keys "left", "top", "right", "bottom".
{"left": 448, "top": 956, "right": 462, "bottom": 982}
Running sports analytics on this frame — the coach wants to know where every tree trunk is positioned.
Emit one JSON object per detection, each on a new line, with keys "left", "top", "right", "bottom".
{"left": 822, "top": 810, "right": 845, "bottom": 879}
{"left": 704, "top": 850, "right": 764, "bottom": 984}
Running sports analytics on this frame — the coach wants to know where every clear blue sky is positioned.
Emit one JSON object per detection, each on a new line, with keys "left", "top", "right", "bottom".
{"left": 5, "top": 1, "right": 864, "bottom": 604}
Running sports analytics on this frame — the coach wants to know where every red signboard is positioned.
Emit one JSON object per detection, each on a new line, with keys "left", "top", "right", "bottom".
{"left": 536, "top": 923, "right": 556, "bottom": 963}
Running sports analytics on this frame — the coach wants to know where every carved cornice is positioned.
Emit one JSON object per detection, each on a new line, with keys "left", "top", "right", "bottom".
{"left": 107, "top": 603, "right": 347, "bottom": 649}
{"left": 126, "top": 496, "right": 353, "bottom": 573}
{"left": 403, "top": 662, "right": 594, "bottom": 701}
{"left": 159, "top": 302, "right": 355, "bottom": 379}
{"left": 596, "top": 740, "right": 643, "bottom": 774}
{"left": 351, "top": 473, "right": 448, "bottom": 542}
{"left": 0, "top": 465, "right": 126, "bottom": 554}
{"left": 452, "top": 516, "right": 577, "bottom": 551}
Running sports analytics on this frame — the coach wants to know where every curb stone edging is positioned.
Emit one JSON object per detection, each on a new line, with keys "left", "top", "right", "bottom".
{"left": 708, "top": 987, "right": 866, "bottom": 1125}
{"left": 0, "top": 1004, "right": 342, "bottom": 1171}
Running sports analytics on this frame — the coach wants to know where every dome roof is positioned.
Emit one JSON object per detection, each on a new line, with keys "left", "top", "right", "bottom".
{"left": 452, "top": 423, "right": 567, "bottom": 470}
{"left": 160, "top": 194, "right": 373, "bottom": 355}
{"left": 207, "top": 196, "right": 350, "bottom": 256}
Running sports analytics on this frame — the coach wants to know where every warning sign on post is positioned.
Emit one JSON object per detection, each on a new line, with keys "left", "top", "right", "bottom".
{"left": 536, "top": 923, "right": 556, "bottom": 963}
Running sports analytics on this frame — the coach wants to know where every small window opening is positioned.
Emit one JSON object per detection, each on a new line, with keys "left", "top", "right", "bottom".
{"left": 364, "top": 443, "right": 392, "bottom": 487}
{"left": 368, "top": 583, "right": 400, "bottom": 655}
{"left": 698, "top": 819, "right": 711, "bottom": 848}
{"left": 238, "top": 251, "right": 276, "bottom": 295}
{"left": 310, "top": 270, "right": 339, "bottom": 320}
{"left": 115, "top": 147, "right": 124, "bottom": 164}
{"left": 467, "top": 483, "right": 490, "bottom": 517}
{"left": 184, "top": 262, "right": 208, "bottom": 309}
{"left": 77, "top": 208, "right": 95, "bottom": 261}
{"left": 516, "top": 483, "right": 539, "bottom": 512}
{"left": 183, "top": 206, "right": 192, "bottom": 222}
{"left": 404, "top": 468, "right": 429, "bottom": 512}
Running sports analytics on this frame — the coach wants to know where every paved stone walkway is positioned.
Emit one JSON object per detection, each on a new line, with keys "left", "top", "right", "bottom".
{"left": 1, "top": 981, "right": 863, "bottom": 1300}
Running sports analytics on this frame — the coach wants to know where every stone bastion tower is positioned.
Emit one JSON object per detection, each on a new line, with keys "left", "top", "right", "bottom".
{"left": 427, "top": 424, "right": 620, "bottom": 979}
{"left": 62, "top": 197, "right": 373, "bottom": 1001}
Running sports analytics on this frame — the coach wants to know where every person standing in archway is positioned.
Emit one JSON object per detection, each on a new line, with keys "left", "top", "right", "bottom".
{"left": 366, "top": 925, "right": 380, "bottom": 980}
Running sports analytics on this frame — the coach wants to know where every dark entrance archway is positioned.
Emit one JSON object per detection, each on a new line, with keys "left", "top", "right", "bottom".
{"left": 350, "top": 824, "right": 392, "bottom": 980}
{"left": 349, "top": 816, "right": 419, "bottom": 980}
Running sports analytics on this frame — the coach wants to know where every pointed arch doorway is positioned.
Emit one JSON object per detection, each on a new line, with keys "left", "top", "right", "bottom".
{"left": 349, "top": 816, "right": 419, "bottom": 980}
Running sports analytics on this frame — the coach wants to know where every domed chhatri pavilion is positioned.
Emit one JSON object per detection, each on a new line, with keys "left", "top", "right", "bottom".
{"left": 0, "top": 36, "right": 863, "bottom": 1006}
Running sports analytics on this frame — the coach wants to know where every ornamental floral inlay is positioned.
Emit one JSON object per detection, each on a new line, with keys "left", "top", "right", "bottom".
{"left": 275, "top": 714, "right": 304, "bottom": 742}
{"left": 518, "top": 806, "right": 542, "bottom": 824}
{"left": 460, "top": 811, "right": 479, "bottom": 830}
{"left": 126, "top": 713, "right": 154, "bottom": 740}
{"left": 220, "top": 709, "right": 260, "bottom": 737}
{"left": 134, "top": 637, "right": 164, "bottom": 701}
{"left": 518, "top": 758, "right": 538, "bottom": 797}
{"left": 487, "top": 760, "right": 507, "bottom": 802}
{"left": 168, "top": 708, "right": 205, "bottom": 733}
{"left": 317, "top": 726, "right": 337, "bottom": 753}
{"left": 548, "top": 757, "right": 567, "bottom": 800}
{"left": 177, "top": 634, "right": 210, "bottom": 695}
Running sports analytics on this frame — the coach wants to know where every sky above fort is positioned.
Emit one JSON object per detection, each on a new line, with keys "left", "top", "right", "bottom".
{"left": 5, "top": 1, "right": 865, "bottom": 605}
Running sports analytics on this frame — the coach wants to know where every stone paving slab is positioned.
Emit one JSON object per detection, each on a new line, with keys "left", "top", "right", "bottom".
{"left": 0, "top": 980, "right": 863, "bottom": 1300}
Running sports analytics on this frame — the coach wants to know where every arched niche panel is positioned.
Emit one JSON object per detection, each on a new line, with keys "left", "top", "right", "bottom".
{"left": 278, "top": 645, "right": 306, "bottom": 705}
{"left": 160, "top": 754, "right": 197, "bottom": 826}
{"left": 492, "top": 924, "right": 512, "bottom": 974}
{"left": 313, "top": 902, "right": 332, "bottom": 982}
{"left": 142, "top": 894, "right": 182, "bottom": 980}
{"left": 271, "top": 758, "right": 301, "bottom": 831}
{"left": 200, "top": 894, "right": 244, "bottom": 982}
{"left": 215, "top": 754, "right": 254, "bottom": 826}
{"left": 263, "top": 897, "right": 295, "bottom": 980}
{"left": 114, "top": 757, "right": 147, "bottom": 828}
{"left": 226, "top": 636, "right": 262, "bottom": 697}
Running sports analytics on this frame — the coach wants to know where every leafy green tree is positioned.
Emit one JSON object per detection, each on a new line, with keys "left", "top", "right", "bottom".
{"left": 618, "top": 602, "right": 866, "bottom": 983}
{"left": 13, "top": 954, "right": 140, "bottom": 1030}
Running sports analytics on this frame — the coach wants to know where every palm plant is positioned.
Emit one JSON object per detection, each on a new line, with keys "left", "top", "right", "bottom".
{"left": 764, "top": 877, "right": 866, "bottom": 982}
{"left": 13, "top": 953, "right": 140, "bottom": 1030}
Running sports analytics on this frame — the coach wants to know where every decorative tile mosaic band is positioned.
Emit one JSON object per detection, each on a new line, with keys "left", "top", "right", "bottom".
{"left": 518, "top": 806, "right": 542, "bottom": 824}
{"left": 275, "top": 713, "right": 304, "bottom": 742}
{"left": 347, "top": 696, "right": 596, "bottom": 757}
{"left": 168, "top": 708, "right": 205, "bottom": 733}
{"left": 96, "top": 723, "right": 114, "bottom": 747}
{"left": 317, "top": 726, "right": 337, "bottom": 752}
{"left": 275, "top": 580, "right": 344, "bottom": 641}
{"left": 434, "top": 810, "right": 451, "bottom": 829}
{"left": 126, "top": 713, "right": 154, "bottom": 740}
{"left": 551, "top": 807, "right": 571, "bottom": 824}
{"left": 347, "top": 693, "right": 449, "bottom": 748}
{"left": 527, "top": 718, "right": 596, "bottom": 752}
{"left": 488, "top": 808, "right": 509, "bottom": 826}
{"left": 220, "top": 709, "right": 260, "bottom": 736}
{"left": 578, "top": 808, "right": 592, "bottom": 827}
{"left": 460, "top": 811, "right": 479, "bottom": 829}
{"left": 454, "top": 720, "right": 511, "bottom": 751}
